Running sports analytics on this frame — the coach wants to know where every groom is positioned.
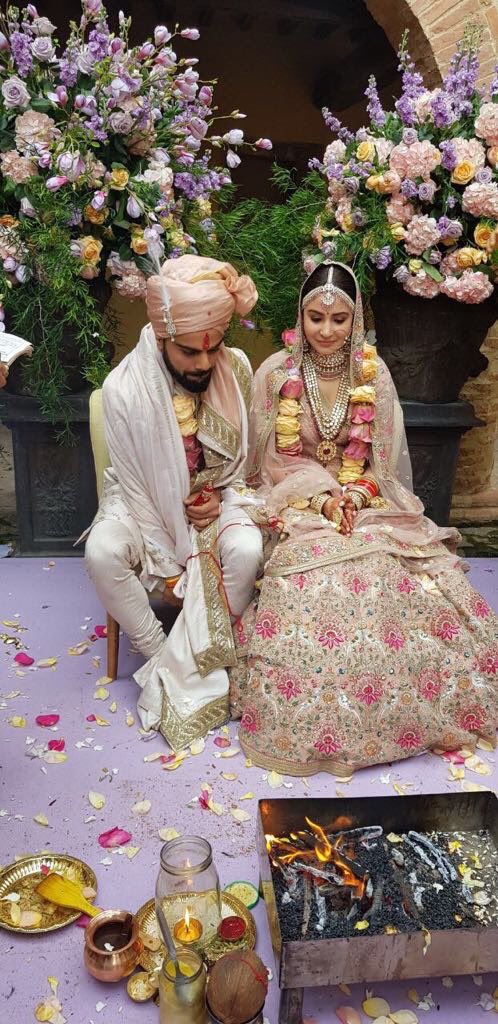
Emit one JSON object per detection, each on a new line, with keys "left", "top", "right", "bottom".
{"left": 85, "top": 254, "right": 263, "bottom": 749}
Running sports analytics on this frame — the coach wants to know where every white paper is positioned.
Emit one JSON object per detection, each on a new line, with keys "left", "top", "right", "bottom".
{"left": 0, "top": 332, "right": 33, "bottom": 366}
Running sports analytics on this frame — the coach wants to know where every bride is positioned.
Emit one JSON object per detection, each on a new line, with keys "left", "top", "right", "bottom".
{"left": 230, "top": 261, "right": 498, "bottom": 776}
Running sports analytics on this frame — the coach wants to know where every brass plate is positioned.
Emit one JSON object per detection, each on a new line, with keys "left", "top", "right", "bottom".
{"left": 0, "top": 853, "right": 97, "bottom": 934}
{"left": 136, "top": 892, "right": 256, "bottom": 971}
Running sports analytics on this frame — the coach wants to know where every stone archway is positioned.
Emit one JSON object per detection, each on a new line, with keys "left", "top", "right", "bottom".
{"left": 367, "top": 0, "right": 498, "bottom": 532}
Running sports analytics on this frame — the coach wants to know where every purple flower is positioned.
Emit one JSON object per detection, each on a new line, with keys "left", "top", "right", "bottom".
{"left": 446, "top": 195, "right": 456, "bottom": 209}
{"left": 15, "top": 265, "right": 30, "bottom": 284}
{"left": 31, "top": 36, "right": 56, "bottom": 62}
{"left": 199, "top": 217, "right": 215, "bottom": 233}
{"left": 322, "top": 108, "right": 341, "bottom": 133}
{"left": 37, "top": 150, "right": 51, "bottom": 169}
{"left": 47, "top": 84, "right": 68, "bottom": 106}
{"left": 418, "top": 181, "right": 437, "bottom": 203}
{"left": 0, "top": 32, "right": 9, "bottom": 52}
{"left": 1, "top": 76, "right": 30, "bottom": 110}
{"left": 371, "top": 245, "right": 392, "bottom": 270}
{"left": 428, "top": 249, "right": 442, "bottom": 264}
{"left": 308, "top": 157, "right": 323, "bottom": 172}
{"left": 255, "top": 138, "right": 272, "bottom": 150}
{"left": 3, "top": 257, "right": 18, "bottom": 272}
{"left": 180, "top": 27, "right": 200, "bottom": 40}
{"left": 352, "top": 209, "right": 366, "bottom": 228}
{"left": 326, "top": 163, "right": 344, "bottom": 181}
{"left": 58, "top": 44, "right": 79, "bottom": 87}
{"left": 126, "top": 195, "right": 142, "bottom": 218}
{"left": 402, "top": 128, "right": 418, "bottom": 146}
{"left": 138, "top": 42, "right": 154, "bottom": 60}
{"left": 439, "top": 140, "right": 457, "bottom": 171}
{"left": 91, "top": 190, "right": 106, "bottom": 210}
{"left": 10, "top": 31, "right": 33, "bottom": 76}
{"left": 356, "top": 127, "right": 369, "bottom": 142}
{"left": 46, "top": 175, "right": 69, "bottom": 191}
{"left": 57, "top": 151, "right": 85, "bottom": 181}
{"left": 188, "top": 116, "right": 208, "bottom": 140}
{"left": 226, "top": 149, "right": 241, "bottom": 169}
{"left": 430, "top": 90, "right": 455, "bottom": 128}
{"left": 322, "top": 241, "right": 336, "bottom": 257}
{"left": 84, "top": 0, "right": 103, "bottom": 13}
{"left": 240, "top": 319, "right": 255, "bottom": 329}
{"left": 490, "top": 64, "right": 498, "bottom": 98}
{"left": 400, "top": 178, "right": 418, "bottom": 199}
{"left": 344, "top": 176, "right": 360, "bottom": 194}
{"left": 394, "top": 265, "right": 410, "bottom": 283}
{"left": 475, "top": 167, "right": 493, "bottom": 183}
{"left": 437, "top": 216, "right": 462, "bottom": 240}
{"left": 32, "top": 16, "right": 56, "bottom": 36}
{"left": 154, "top": 25, "right": 171, "bottom": 46}
{"left": 67, "top": 208, "right": 82, "bottom": 226}
{"left": 27, "top": 4, "right": 38, "bottom": 16}
{"left": 365, "top": 75, "right": 385, "bottom": 127}
{"left": 198, "top": 85, "right": 213, "bottom": 107}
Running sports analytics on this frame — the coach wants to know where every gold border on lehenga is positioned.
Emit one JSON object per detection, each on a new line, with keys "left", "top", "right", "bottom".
{"left": 193, "top": 521, "right": 237, "bottom": 677}
{"left": 160, "top": 693, "right": 230, "bottom": 752}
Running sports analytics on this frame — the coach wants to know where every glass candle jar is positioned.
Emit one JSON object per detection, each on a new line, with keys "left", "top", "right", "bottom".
{"left": 159, "top": 948, "right": 207, "bottom": 1024}
{"left": 156, "top": 836, "right": 221, "bottom": 952}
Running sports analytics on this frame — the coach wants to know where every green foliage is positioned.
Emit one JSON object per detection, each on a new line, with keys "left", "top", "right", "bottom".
{"left": 189, "top": 167, "right": 327, "bottom": 341}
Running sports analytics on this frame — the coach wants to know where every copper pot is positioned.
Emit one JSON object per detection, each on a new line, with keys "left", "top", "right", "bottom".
{"left": 84, "top": 910, "right": 142, "bottom": 982}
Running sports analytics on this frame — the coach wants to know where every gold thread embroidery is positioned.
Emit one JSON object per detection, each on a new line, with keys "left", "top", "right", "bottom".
{"left": 194, "top": 521, "right": 237, "bottom": 677}
{"left": 160, "top": 693, "right": 230, "bottom": 751}
{"left": 198, "top": 403, "right": 240, "bottom": 460}
{"left": 228, "top": 348, "right": 252, "bottom": 413}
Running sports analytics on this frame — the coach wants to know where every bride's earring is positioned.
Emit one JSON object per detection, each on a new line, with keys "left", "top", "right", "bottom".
{"left": 303, "top": 336, "right": 309, "bottom": 352}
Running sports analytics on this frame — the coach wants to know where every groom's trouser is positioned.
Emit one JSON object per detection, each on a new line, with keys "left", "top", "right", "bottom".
{"left": 85, "top": 507, "right": 263, "bottom": 659}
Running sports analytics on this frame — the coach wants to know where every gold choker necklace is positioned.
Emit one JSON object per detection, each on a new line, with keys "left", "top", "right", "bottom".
{"left": 308, "top": 345, "right": 349, "bottom": 380}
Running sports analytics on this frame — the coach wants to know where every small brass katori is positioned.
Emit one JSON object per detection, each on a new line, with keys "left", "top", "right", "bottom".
{"left": 127, "top": 970, "right": 159, "bottom": 1002}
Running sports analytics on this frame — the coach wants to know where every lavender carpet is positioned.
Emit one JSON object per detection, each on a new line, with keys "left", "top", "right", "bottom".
{"left": 1, "top": 558, "right": 497, "bottom": 1023}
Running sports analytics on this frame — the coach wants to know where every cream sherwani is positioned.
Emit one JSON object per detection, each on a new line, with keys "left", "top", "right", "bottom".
{"left": 85, "top": 325, "right": 262, "bottom": 750}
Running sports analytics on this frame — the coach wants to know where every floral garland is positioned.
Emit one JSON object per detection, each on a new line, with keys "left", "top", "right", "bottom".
{"left": 275, "top": 329, "right": 378, "bottom": 485}
{"left": 172, "top": 394, "right": 204, "bottom": 474}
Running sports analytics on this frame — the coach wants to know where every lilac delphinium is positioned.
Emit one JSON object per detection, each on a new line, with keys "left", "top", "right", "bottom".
{"left": 431, "top": 90, "right": 456, "bottom": 128}
{"left": 395, "top": 35, "right": 425, "bottom": 125}
{"left": 59, "top": 42, "right": 79, "bottom": 87}
{"left": 365, "top": 75, "right": 386, "bottom": 128}
{"left": 400, "top": 178, "right": 418, "bottom": 199}
{"left": 322, "top": 107, "right": 354, "bottom": 144}
{"left": 344, "top": 176, "right": 360, "bottom": 194}
{"left": 11, "top": 30, "right": 34, "bottom": 76}
{"left": 439, "top": 140, "right": 457, "bottom": 171}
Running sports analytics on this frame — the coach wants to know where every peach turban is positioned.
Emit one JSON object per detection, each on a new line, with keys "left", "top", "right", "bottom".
{"left": 146, "top": 254, "right": 258, "bottom": 339}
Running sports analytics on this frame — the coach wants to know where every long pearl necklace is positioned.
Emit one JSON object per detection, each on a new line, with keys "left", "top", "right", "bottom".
{"left": 302, "top": 353, "right": 351, "bottom": 466}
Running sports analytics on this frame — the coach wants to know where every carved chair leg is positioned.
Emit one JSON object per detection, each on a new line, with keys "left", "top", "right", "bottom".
{"left": 279, "top": 987, "right": 304, "bottom": 1024}
{"left": 106, "top": 613, "right": 120, "bottom": 681}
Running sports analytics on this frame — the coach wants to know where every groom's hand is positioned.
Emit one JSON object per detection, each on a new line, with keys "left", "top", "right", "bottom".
{"left": 184, "top": 487, "right": 221, "bottom": 531}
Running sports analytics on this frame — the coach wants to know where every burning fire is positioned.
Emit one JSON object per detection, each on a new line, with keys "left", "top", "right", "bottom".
{"left": 266, "top": 816, "right": 367, "bottom": 899}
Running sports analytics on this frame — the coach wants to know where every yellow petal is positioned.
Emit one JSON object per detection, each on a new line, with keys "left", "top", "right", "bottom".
{"left": 93, "top": 687, "right": 109, "bottom": 700}
{"left": 231, "top": 808, "right": 251, "bottom": 823}
{"left": 125, "top": 846, "right": 141, "bottom": 859}
{"left": 190, "top": 737, "right": 205, "bottom": 755}
{"left": 132, "top": 799, "right": 151, "bottom": 815}
{"left": 19, "top": 910, "right": 42, "bottom": 928}
{"left": 407, "top": 988, "right": 420, "bottom": 1005}
{"left": 354, "top": 919, "right": 369, "bottom": 931}
{"left": 34, "top": 814, "right": 49, "bottom": 826}
{"left": 97, "top": 675, "right": 113, "bottom": 686}
{"left": 94, "top": 715, "right": 109, "bottom": 726}
{"left": 448, "top": 840, "right": 461, "bottom": 853}
{"left": 48, "top": 978, "right": 59, "bottom": 995}
{"left": 268, "top": 770, "right": 284, "bottom": 789}
{"left": 37, "top": 658, "right": 58, "bottom": 668}
{"left": 208, "top": 799, "right": 225, "bottom": 816}
{"left": 158, "top": 828, "right": 180, "bottom": 841}
{"left": 389, "top": 1012, "right": 419, "bottom": 1024}
{"left": 88, "top": 791, "right": 106, "bottom": 810}
{"left": 109, "top": 701, "right": 117, "bottom": 713}
{"left": 35, "top": 1004, "right": 53, "bottom": 1022}
{"left": 126, "top": 712, "right": 135, "bottom": 726}
{"left": 338, "top": 984, "right": 352, "bottom": 996}
{"left": 461, "top": 781, "right": 489, "bottom": 793}
{"left": 10, "top": 716, "right": 26, "bottom": 728}
{"left": 384, "top": 924, "right": 398, "bottom": 934}
{"left": 220, "top": 748, "right": 240, "bottom": 759}
{"left": 477, "top": 738, "right": 494, "bottom": 752}
{"left": 68, "top": 642, "right": 90, "bottom": 655}
{"left": 363, "top": 998, "right": 391, "bottom": 1018}
{"left": 10, "top": 902, "right": 21, "bottom": 925}
{"left": 221, "top": 772, "right": 238, "bottom": 781}
{"left": 386, "top": 833, "right": 403, "bottom": 843}
{"left": 240, "top": 792, "right": 254, "bottom": 800}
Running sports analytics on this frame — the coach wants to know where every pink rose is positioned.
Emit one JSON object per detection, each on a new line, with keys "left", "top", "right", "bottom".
{"left": 344, "top": 439, "right": 369, "bottom": 460}
{"left": 349, "top": 422, "right": 372, "bottom": 441}
{"left": 351, "top": 404, "right": 375, "bottom": 424}
{"left": 281, "top": 328, "right": 296, "bottom": 349}
{"left": 281, "top": 377, "right": 303, "bottom": 399}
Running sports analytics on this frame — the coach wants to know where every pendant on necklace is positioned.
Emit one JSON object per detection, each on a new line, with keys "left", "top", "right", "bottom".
{"left": 316, "top": 439, "right": 337, "bottom": 465}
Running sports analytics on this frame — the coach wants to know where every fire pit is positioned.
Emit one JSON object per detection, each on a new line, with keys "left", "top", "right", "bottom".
{"left": 257, "top": 792, "right": 498, "bottom": 1024}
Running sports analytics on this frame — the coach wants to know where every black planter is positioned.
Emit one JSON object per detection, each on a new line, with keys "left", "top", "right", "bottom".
{"left": 0, "top": 390, "right": 97, "bottom": 555}
{"left": 5, "top": 278, "right": 113, "bottom": 396}
{"left": 371, "top": 281, "right": 497, "bottom": 402}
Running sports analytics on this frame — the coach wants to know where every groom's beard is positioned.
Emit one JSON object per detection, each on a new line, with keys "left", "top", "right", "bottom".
{"left": 162, "top": 347, "right": 212, "bottom": 394}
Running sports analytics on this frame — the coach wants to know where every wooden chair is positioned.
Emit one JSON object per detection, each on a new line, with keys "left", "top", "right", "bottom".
{"left": 88, "top": 390, "right": 165, "bottom": 680}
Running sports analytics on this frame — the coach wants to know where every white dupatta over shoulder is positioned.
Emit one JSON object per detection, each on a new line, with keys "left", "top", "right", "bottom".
{"left": 102, "top": 324, "right": 255, "bottom": 749}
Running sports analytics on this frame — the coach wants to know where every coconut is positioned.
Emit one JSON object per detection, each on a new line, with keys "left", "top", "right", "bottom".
{"left": 206, "top": 950, "right": 268, "bottom": 1024}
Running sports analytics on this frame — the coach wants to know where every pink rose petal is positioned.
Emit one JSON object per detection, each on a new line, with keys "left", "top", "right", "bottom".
{"left": 36, "top": 714, "right": 60, "bottom": 727}
{"left": 214, "top": 737, "right": 231, "bottom": 748}
{"left": 441, "top": 749, "right": 466, "bottom": 765}
{"left": 98, "top": 826, "right": 132, "bottom": 849}
{"left": 198, "top": 790, "right": 210, "bottom": 810}
{"left": 94, "top": 625, "right": 107, "bottom": 638}
{"left": 86, "top": 714, "right": 96, "bottom": 722}
{"left": 159, "top": 753, "right": 178, "bottom": 764}
{"left": 14, "top": 652, "right": 34, "bottom": 666}
{"left": 48, "top": 738, "right": 65, "bottom": 751}
{"left": 41, "top": 864, "right": 51, "bottom": 876}
{"left": 75, "top": 913, "right": 91, "bottom": 928}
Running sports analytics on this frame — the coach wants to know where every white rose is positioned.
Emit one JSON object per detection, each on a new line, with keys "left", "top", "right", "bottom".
{"left": 324, "top": 140, "right": 346, "bottom": 164}
{"left": 223, "top": 129, "right": 244, "bottom": 146}
{"left": 32, "top": 16, "right": 56, "bottom": 35}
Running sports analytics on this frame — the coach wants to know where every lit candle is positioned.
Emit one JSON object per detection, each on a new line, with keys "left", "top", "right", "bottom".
{"left": 173, "top": 908, "right": 203, "bottom": 944}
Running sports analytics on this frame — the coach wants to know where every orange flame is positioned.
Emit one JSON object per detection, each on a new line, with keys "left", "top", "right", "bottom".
{"left": 266, "top": 817, "right": 366, "bottom": 899}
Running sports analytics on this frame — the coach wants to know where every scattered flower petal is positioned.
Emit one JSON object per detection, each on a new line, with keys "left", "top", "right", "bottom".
{"left": 9, "top": 715, "right": 26, "bottom": 727}
{"left": 94, "top": 626, "right": 107, "bottom": 639}
{"left": 68, "top": 642, "right": 90, "bottom": 656}
{"left": 36, "top": 714, "right": 60, "bottom": 727}
{"left": 89, "top": 791, "right": 106, "bottom": 810}
{"left": 389, "top": 1012, "right": 418, "bottom": 1024}
{"left": 48, "top": 738, "right": 65, "bottom": 751}
{"left": 109, "top": 701, "right": 117, "bottom": 713}
{"left": 93, "top": 688, "right": 109, "bottom": 700}
{"left": 231, "top": 808, "right": 251, "bottom": 823}
{"left": 14, "top": 652, "right": 34, "bottom": 666}
{"left": 219, "top": 747, "right": 240, "bottom": 758}
{"left": 214, "top": 736, "right": 231, "bottom": 748}
{"left": 132, "top": 799, "right": 151, "bottom": 815}
{"left": 190, "top": 737, "right": 205, "bottom": 755}
{"left": 98, "top": 827, "right": 131, "bottom": 848}
{"left": 221, "top": 772, "right": 238, "bottom": 781}
{"left": 94, "top": 715, "right": 110, "bottom": 726}
{"left": 407, "top": 989, "right": 420, "bottom": 1005}
{"left": 19, "top": 910, "right": 42, "bottom": 928}
{"left": 267, "top": 770, "right": 284, "bottom": 789}
{"left": 336, "top": 1009, "right": 361, "bottom": 1024}
{"left": 240, "top": 792, "right": 254, "bottom": 800}
{"left": 354, "top": 919, "right": 369, "bottom": 930}
{"left": 125, "top": 711, "right": 135, "bottom": 726}
{"left": 158, "top": 828, "right": 180, "bottom": 841}
{"left": 34, "top": 814, "right": 49, "bottom": 826}
{"left": 363, "top": 998, "right": 390, "bottom": 1019}
{"left": 37, "top": 658, "right": 58, "bottom": 669}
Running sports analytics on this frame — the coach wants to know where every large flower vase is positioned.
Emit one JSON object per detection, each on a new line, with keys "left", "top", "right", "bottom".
{"left": 370, "top": 281, "right": 497, "bottom": 402}
{"left": 5, "top": 278, "right": 113, "bottom": 396}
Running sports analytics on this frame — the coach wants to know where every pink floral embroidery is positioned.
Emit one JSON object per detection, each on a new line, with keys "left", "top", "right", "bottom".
{"left": 312, "top": 544, "right": 324, "bottom": 557}
{"left": 354, "top": 674, "right": 383, "bottom": 705}
{"left": 382, "top": 623, "right": 405, "bottom": 650}
{"left": 364, "top": 532, "right": 375, "bottom": 542}
{"left": 397, "top": 575, "right": 417, "bottom": 594}
{"left": 255, "top": 610, "right": 280, "bottom": 640}
{"left": 396, "top": 727, "right": 422, "bottom": 750}
{"left": 318, "top": 626, "right": 346, "bottom": 649}
{"left": 417, "top": 668, "right": 442, "bottom": 701}
{"left": 314, "top": 727, "right": 342, "bottom": 755}
{"left": 276, "top": 675, "right": 302, "bottom": 701}
{"left": 458, "top": 704, "right": 486, "bottom": 733}
{"left": 235, "top": 624, "right": 248, "bottom": 647}
{"left": 472, "top": 597, "right": 490, "bottom": 618}
{"left": 432, "top": 612, "right": 460, "bottom": 641}
{"left": 349, "top": 575, "right": 368, "bottom": 595}
{"left": 478, "top": 648, "right": 498, "bottom": 675}
{"left": 264, "top": 398, "right": 273, "bottom": 412}
{"left": 240, "top": 705, "right": 261, "bottom": 734}
{"left": 290, "top": 573, "right": 308, "bottom": 591}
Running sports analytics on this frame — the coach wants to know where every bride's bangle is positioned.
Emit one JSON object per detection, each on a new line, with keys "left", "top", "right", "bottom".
{"left": 309, "top": 492, "right": 330, "bottom": 515}
{"left": 346, "top": 489, "right": 366, "bottom": 512}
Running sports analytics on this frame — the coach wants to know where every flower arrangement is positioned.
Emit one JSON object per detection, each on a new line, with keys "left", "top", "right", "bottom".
{"left": 310, "top": 24, "right": 498, "bottom": 304}
{"left": 275, "top": 329, "right": 378, "bottom": 485}
{"left": 0, "top": 0, "right": 270, "bottom": 430}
